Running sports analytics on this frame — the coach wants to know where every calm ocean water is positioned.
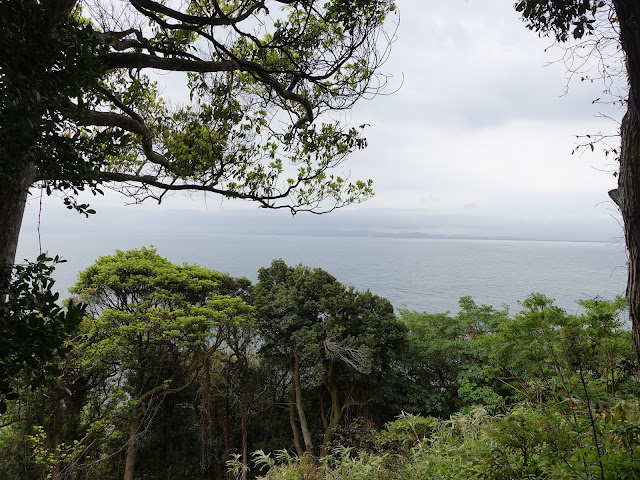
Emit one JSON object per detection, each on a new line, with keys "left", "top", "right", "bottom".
{"left": 15, "top": 233, "right": 628, "bottom": 315}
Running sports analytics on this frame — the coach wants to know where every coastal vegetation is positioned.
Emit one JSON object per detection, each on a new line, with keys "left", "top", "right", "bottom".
{"left": 2, "top": 1, "right": 640, "bottom": 479}
{"left": 1, "top": 248, "right": 638, "bottom": 480}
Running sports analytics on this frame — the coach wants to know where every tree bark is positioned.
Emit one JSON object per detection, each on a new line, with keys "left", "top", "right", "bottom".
{"left": 321, "top": 364, "right": 342, "bottom": 456}
{"left": 123, "top": 404, "right": 144, "bottom": 480}
{"left": 1, "top": 6, "right": 70, "bottom": 285}
{"left": 614, "top": 97, "right": 640, "bottom": 367}
{"left": 50, "top": 387, "right": 63, "bottom": 480}
{"left": 289, "top": 390, "right": 304, "bottom": 457}
{"left": 241, "top": 400, "right": 248, "bottom": 480}
{"left": 292, "top": 349, "right": 313, "bottom": 454}
{"left": 0, "top": 162, "right": 37, "bottom": 282}
{"left": 611, "top": 0, "right": 640, "bottom": 367}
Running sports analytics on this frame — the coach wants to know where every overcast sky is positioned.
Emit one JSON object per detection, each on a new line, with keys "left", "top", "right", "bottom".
{"left": 20, "top": 0, "right": 628, "bottom": 247}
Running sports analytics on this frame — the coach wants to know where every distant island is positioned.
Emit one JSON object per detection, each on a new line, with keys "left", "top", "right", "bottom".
{"left": 276, "top": 229, "right": 607, "bottom": 243}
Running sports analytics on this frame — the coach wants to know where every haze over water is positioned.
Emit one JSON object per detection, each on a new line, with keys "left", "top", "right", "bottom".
{"left": 16, "top": 233, "right": 627, "bottom": 315}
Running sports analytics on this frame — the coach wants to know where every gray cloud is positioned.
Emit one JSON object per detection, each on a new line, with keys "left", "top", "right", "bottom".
{"left": 20, "top": 194, "right": 622, "bottom": 245}
{"left": 15, "top": 0, "right": 627, "bottom": 255}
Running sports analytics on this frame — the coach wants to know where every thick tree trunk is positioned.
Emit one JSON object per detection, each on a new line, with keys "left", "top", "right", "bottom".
{"left": 614, "top": 98, "right": 640, "bottom": 367}
{"left": 611, "top": 0, "right": 640, "bottom": 367}
{"left": 0, "top": 162, "right": 37, "bottom": 281}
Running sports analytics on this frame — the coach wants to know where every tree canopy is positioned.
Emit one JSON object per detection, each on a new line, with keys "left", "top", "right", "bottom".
{"left": 0, "top": 0, "right": 395, "bottom": 218}
{"left": 253, "top": 259, "right": 407, "bottom": 455}
{"left": 69, "top": 248, "right": 253, "bottom": 480}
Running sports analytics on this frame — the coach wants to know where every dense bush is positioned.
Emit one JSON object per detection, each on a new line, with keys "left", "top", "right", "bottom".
{"left": 256, "top": 402, "right": 640, "bottom": 480}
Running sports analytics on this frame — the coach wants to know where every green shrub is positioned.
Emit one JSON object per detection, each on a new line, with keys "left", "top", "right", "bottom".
{"left": 256, "top": 401, "right": 640, "bottom": 480}
{"left": 377, "top": 412, "right": 438, "bottom": 452}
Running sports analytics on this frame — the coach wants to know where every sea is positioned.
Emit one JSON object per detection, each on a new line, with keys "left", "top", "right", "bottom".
{"left": 14, "top": 232, "right": 628, "bottom": 316}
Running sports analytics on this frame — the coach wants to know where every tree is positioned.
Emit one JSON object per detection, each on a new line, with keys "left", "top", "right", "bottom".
{"left": 253, "top": 259, "right": 341, "bottom": 455}
{"left": 0, "top": 250, "right": 280, "bottom": 480}
{"left": 488, "top": 294, "right": 635, "bottom": 480}
{"left": 515, "top": 0, "right": 640, "bottom": 366}
{"left": 491, "top": 294, "right": 635, "bottom": 404}
{"left": 0, "top": 0, "right": 396, "bottom": 275}
{"left": 253, "top": 259, "right": 407, "bottom": 455}
{"left": 316, "top": 286, "right": 407, "bottom": 454}
{"left": 69, "top": 247, "right": 253, "bottom": 480}
{"left": 399, "top": 297, "right": 509, "bottom": 417}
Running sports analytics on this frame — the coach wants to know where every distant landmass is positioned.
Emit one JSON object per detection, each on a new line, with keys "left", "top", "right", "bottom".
{"left": 21, "top": 201, "right": 621, "bottom": 244}
{"left": 276, "top": 229, "right": 603, "bottom": 243}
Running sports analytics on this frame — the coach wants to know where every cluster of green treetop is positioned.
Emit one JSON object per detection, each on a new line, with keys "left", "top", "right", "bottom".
{"left": 0, "top": 247, "right": 638, "bottom": 480}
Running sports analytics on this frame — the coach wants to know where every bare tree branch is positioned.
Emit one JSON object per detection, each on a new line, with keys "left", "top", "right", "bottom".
{"left": 104, "top": 53, "right": 238, "bottom": 72}
{"left": 99, "top": 171, "right": 297, "bottom": 204}
{"left": 130, "top": 0, "right": 263, "bottom": 27}
{"left": 79, "top": 108, "right": 145, "bottom": 135}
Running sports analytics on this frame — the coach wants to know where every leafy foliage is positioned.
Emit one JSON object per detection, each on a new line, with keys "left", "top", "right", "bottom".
{"left": 0, "top": 254, "right": 84, "bottom": 414}
{"left": 399, "top": 297, "right": 509, "bottom": 416}
{"left": 491, "top": 293, "right": 635, "bottom": 405}
{"left": 256, "top": 295, "right": 639, "bottom": 480}
{"left": 2, "top": 248, "right": 254, "bottom": 479}
{"left": 515, "top": 0, "right": 607, "bottom": 41}
{"left": 69, "top": 247, "right": 254, "bottom": 407}
{"left": 1, "top": 0, "right": 397, "bottom": 216}
{"left": 254, "top": 259, "right": 408, "bottom": 453}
